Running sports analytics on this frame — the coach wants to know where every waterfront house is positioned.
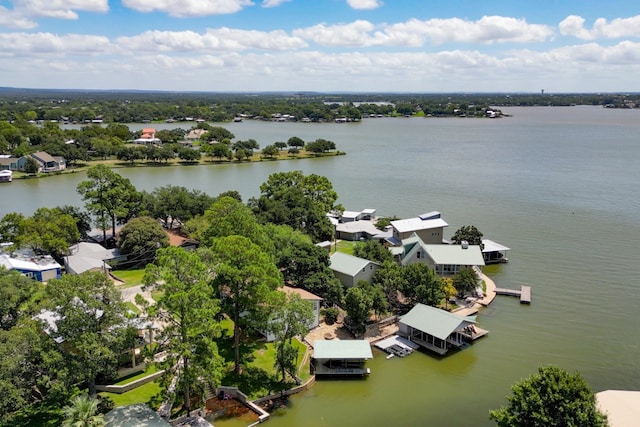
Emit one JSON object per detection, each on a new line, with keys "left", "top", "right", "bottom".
{"left": 481, "top": 239, "right": 510, "bottom": 264}
{"left": 398, "top": 303, "right": 482, "bottom": 355}
{"left": 134, "top": 128, "right": 162, "bottom": 145}
{"left": 400, "top": 234, "right": 485, "bottom": 275}
{"left": 329, "top": 252, "right": 380, "bottom": 288}
{"left": 13, "top": 151, "right": 65, "bottom": 173}
{"left": 389, "top": 211, "right": 448, "bottom": 244}
{"left": 312, "top": 340, "right": 373, "bottom": 376}
{"left": 65, "top": 241, "right": 119, "bottom": 275}
{"left": 30, "top": 151, "right": 66, "bottom": 172}
{"left": 0, "top": 157, "right": 18, "bottom": 171}
{"left": 262, "top": 286, "right": 323, "bottom": 342}
{"left": 185, "top": 128, "right": 208, "bottom": 142}
{"left": 0, "top": 253, "right": 61, "bottom": 282}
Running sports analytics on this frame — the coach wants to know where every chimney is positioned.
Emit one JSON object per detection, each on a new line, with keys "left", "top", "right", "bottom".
{"left": 461, "top": 240, "right": 469, "bottom": 249}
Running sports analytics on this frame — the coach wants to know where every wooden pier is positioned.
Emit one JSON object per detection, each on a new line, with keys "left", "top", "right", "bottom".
{"left": 494, "top": 285, "right": 531, "bottom": 304}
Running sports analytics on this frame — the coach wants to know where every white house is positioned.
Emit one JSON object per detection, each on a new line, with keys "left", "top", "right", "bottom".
{"left": 389, "top": 211, "right": 448, "bottom": 245}
{"left": 400, "top": 234, "right": 485, "bottom": 275}
{"left": 262, "top": 286, "right": 323, "bottom": 342}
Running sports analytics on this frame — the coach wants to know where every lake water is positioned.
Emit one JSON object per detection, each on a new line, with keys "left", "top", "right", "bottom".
{"left": 2, "top": 106, "right": 639, "bottom": 426}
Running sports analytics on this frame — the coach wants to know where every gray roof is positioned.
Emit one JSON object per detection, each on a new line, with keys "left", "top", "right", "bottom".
{"left": 335, "top": 220, "right": 382, "bottom": 236}
{"left": 66, "top": 242, "right": 119, "bottom": 274}
{"left": 482, "top": 239, "right": 510, "bottom": 253}
{"left": 31, "top": 151, "right": 56, "bottom": 163}
{"left": 329, "top": 252, "right": 378, "bottom": 277}
{"left": 400, "top": 304, "right": 476, "bottom": 340}
{"left": 313, "top": 340, "right": 373, "bottom": 359}
{"left": 105, "top": 404, "right": 171, "bottom": 427}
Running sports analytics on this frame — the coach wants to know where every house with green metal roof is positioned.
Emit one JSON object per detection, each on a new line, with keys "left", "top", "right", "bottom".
{"left": 329, "top": 252, "right": 380, "bottom": 288}
{"left": 400, "top": 233, "right": 485, "bottom": 276}
{"left": 312, "top": 339, "right": 373, "bottom": 376}
{"left": 398, "top": 303, "right": 486, "bottom": 355}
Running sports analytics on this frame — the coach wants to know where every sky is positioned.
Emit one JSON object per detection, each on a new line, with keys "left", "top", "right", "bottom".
{"left": 0, "top": 0, "right": 639, "bottom": 93}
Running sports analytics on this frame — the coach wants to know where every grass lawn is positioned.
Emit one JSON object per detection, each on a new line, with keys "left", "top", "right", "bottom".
{"left": 100, "top": 381, "right": 162, "bottom": 408}
{"left": 335, "top": 240, "right": 357, "bottom": 255}
{"left": 124, "top": 301, "right": 141, "bottom": 315}
{"left": 112, "top": 269, "right": 145, "bottom": 288}
{"left": 115, "top": 365, "right": 159, "bottom": 386}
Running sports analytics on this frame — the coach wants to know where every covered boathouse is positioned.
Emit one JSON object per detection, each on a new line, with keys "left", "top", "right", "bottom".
{"left": 312, "top": 340, "right": 373, "bottom": 376}
{"left": 398, "top": 303, "right": 487, "bottom": 355}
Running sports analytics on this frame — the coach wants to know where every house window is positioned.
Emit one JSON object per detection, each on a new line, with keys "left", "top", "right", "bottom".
{"left": 370, "top": 265, "right": 373, "bottom": 270}
{"left": 417, "top": 251, "right": 421, "bottom": 259}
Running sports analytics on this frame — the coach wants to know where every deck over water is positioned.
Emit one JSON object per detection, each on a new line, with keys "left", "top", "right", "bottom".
{"left": 494, "top": 285, "right": 531, "bottom": 304}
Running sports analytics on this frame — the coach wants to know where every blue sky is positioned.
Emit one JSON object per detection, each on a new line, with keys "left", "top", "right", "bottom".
{"left": 1, "top": 0, "right": 639, "bottom": 92}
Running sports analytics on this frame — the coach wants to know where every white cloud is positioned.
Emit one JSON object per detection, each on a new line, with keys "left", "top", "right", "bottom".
{"left": 262, "top": 0, "right": 290, "bottom": 7}
{"left": 0, "top": 32, "right": 113, "bottom": 55}
{"left": 559, "top": 15, "right": 640, "bottom": 40}
{"left": 0, "top": 0, "right": 108, "bottom": 28}
{"left": 115, "top": 28, "right": 307, "bottom": 53}
{"left": 293, "top": 20, "right": 377, "bottom": 47}
{"left": 121, "top": 0, "right": 254, "bottom": 17}
{"left": 0, "top": 6, "right": 38, "bottom": 29}
{"left": 294, "top": 16, "right": 553, "bottom": 47}
{"left": 347, "top": 0, "right": 383, "bottom": 10}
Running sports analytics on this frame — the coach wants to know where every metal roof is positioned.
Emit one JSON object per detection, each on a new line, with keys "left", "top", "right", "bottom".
{"left": 400, "top": 304, "right": 475, "bottom": 340}
{"left": 422, "top": 244, "right": 485, "bottom": 266}
{"left": 482, "top": 239, "right": 511, "bottom": 253}
{"left": 105, "top": 404, "right": 172, "bottom": 427}
{"left": 313, "top": 340, "right": 373, "bottom": 359}
{"left": 329, "top": 252, "right": 378, "bottom": 276}
{"left": 391, "top": 216, "right": 448, "bottom": 233}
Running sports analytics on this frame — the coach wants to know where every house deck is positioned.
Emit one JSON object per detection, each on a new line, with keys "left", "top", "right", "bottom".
{"left": 374, "top": 335, "right": 419, "bottom": 357}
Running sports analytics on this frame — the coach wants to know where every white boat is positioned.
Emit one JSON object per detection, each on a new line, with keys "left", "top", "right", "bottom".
{"left": 0, "top": 170, "right": 12, "bottom": 183}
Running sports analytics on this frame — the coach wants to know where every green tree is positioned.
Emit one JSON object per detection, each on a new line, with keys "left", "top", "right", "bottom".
{"left": 344, "top": 286, "right": 373, "bottom": 334}
{"left": 117, "top": 216, "right": 169, "bottom": 267}
{"left": 261, "top": 144, "right": 279, "bottom": 158}
{"left": 77, "top": 164, "right": 141, "bottom": 242}
{"left": 353, "top": 240, "right": 393, "bottom": 264}
{"left": 57, "top": 205, "right": 92, "bottom": 240}
{"left": 0, "top": 268, "right": 40, "bottom": 330}
{"left": 177, "top": 147, "right": 201, "bottom": 162}
{"left": 287, "top": 136, "right": 305, "bottom": 149}
{"left": 61, "top": 395, "right": 104, "bottom": 427}
{"left": 143, "top": 247, "right": 223, "bottom": 416}
{"left": 144, "top": 185, "right": 214, "bottom": 230}
{"left": 372, "top": 261, "right": 407, "bottom": 310}
{"left": 45, "top": 272, "right": 133, "bottom": 396}
{"left": 24, "top": 156, "right": 40, "bottom": 174}
{"left": 489, "top": 365, "right": 608, "bottom": 427}
{"left": 0, "top": 322, "right": 71, "bottom": 425}
{"left": 0, "top": 212, "right": 25, "bottom": 244}
{"left": 452, "top": 267, "right": 480, "bottom": 296}
{"left": 443, "top": 277, "right": 457, "bottom": 310}
{"left": 402, "top": 263, "right": 444, "bottom": 307}
{"left": 451, "top": 225, "right": 484, "bottom": 247}
{"left": 187, "top": 196, "right": 271, "bottom": 252}
{"left": 17, "top": 207, "right": 80, "bottom": 259}
{"left": 210, "top": 235, "right": 282, "bottom": 374}
{"left": 250, "top": 171, "right": 339, "bottom": 242}
{"left": 269, "top": 292, "right": 313, "bottom": 382}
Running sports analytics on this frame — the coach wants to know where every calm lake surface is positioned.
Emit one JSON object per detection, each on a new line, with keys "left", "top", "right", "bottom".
{"left": 2, "top": 106, "right": 639, "bottom": 426}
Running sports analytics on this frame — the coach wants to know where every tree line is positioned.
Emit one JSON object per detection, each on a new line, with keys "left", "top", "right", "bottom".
{"left": 0, "top": 119, "right": 339, "bottom": 168}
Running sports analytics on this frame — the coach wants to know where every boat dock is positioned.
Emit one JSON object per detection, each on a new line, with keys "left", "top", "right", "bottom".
{"left": 374, "top": 335, "right": 419, "bottom": 358}
{"left": 494, "top": 285, "right": 531, "bottom": 304}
